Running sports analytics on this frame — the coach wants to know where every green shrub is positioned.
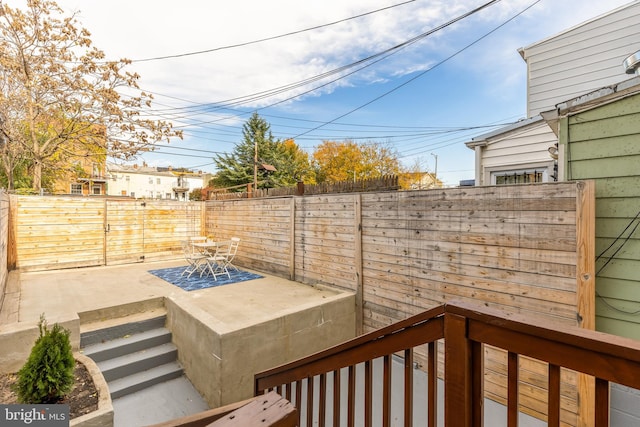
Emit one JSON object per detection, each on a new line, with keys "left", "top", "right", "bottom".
{"left": 14, "top": 315, "right": 75, "bottom": 403}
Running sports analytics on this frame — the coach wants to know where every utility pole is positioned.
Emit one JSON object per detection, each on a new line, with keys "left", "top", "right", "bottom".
{"left": 254, "top": 139, "right": 258, "bottom": 193}
{"left": 431, "top": 153, "right": 438, "bottom": 188}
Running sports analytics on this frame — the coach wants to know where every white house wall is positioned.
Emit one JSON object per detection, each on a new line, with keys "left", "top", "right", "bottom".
{"left": 107, "top": 171, "right": 206, "bottom": 200}
{"left": 520, "top": 1, "right": 640, "bottom": 117}
{"left": 477, "top": 122, "right": 557, "bottom": 185}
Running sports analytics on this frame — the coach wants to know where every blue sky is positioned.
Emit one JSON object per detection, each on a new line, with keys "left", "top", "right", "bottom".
{"left": 50, "top": 0, "right": 633, "bottom": 186}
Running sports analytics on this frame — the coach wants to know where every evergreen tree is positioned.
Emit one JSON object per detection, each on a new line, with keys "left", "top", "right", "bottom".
{"left": 15, "top": 316, "right": 75, "bottom": 403}
{"left": 211, "top": 113, "right": 277, "bottom": 190}
{"left": 211, "top": 113, "right": 314, "bottom": 190}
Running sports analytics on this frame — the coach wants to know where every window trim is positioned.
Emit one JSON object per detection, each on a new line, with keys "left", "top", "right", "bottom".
{"left": 485, "top": 161, "right": 554, "bottom": 186}
{"left": 70, "top": 183, "right": 83, "bottom": 195}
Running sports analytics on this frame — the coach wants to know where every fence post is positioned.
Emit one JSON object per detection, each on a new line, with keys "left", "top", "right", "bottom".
{"left": 7, "top": 194, "right": 17, "bottom": 270}
{"left": 444, "top": 311, "right": 474, "bottom": 427}
{"left": 289, "top": 199, "right": 296, "bottom": 281}
{"left": 296, "top": 181, "right": 304, "bottom": 196}
{"left": 354, "top": 194, "right": 363, "bottom": 335}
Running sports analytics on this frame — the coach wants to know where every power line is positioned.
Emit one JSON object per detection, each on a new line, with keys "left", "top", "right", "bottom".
{"left": 593, "top": 210, "right": 640, "bottom": 315}
{"left": 127, "top": 0, "right": 416, "bottom": 63}
{"left": 121, "top": 0, "right": 508, "bottom": 138}
{"left": 292, "top": 0, "right": 541, "bottom": 140}
{"left": 103, "top": 0, "right": 540, "bottom": 171}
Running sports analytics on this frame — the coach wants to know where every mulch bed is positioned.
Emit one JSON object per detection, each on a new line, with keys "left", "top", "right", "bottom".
{"left": 0, "top": 359, "right": 99, "bottom": 419}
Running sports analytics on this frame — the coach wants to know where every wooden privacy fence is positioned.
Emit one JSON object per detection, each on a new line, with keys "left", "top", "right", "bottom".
{"left": 205, "top": 181, "right": 595, "bottom": 425}
{"left": 11, "top": 196, "right": 204, "bottom": 270}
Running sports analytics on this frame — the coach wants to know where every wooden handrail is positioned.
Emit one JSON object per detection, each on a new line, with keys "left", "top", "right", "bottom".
{"left": 147, "top": 393, "right": 297, "bottom": 427}
{"left": 254, "top": 301, "right": 640, "bottom": 427}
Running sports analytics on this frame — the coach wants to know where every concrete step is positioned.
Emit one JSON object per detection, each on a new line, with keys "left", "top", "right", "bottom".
{"left": 81, "top": 316, "right": 185, "bottom": 400}
{"left": 82, "top": 327, "right": 172, "bottom": 362}
{"left": 80, "top": 315, "right": 167, "bottom": 347}
{"left": 97, "top": 342, "right": 179, "bottom": 382}
{"left": 107, "top": 361, "right": 184, "bottom": 400}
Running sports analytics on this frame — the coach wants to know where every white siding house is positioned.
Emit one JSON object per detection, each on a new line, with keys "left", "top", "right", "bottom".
{"left": 106, "top": 163, "right": 208, "bottom": 200}
{"left": 466, "top": 116, "right": 557, "bottom": 186}
{"left": 520, "top": 0, "right": 640, "bottom": 117}
{"left": 466, "top": 1, "right": 640, "bottom": 185}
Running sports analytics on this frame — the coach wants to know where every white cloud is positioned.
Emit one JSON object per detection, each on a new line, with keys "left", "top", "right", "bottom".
{"left": 43, "top": 0, "right": 630, "bottom": 110}
{"left": 5, "top": 0, "right": 634, "bottom": 180}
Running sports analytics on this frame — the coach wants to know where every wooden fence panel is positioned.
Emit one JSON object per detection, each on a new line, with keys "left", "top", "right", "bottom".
{"left": 357, "top": 182, "right": 594, "bottom": 426}
{"left": 141, "top": 200, "right": 204, "bottom": 262}
{"left": 15, "top": 196, "right": 104, "bottom": 270}
{"left": 204, "top": 198, "right": 292, "bottom": 277}
{"left": 293, "top": 194, "right": 359, "bottom": 291}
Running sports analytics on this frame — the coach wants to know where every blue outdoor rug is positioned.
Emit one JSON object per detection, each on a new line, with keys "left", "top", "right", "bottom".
{"left": 149, "top": 266, "right": 263, "bottom": 291}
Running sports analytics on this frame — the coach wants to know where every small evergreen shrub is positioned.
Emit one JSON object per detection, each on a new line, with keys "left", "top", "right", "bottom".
{"left": 14, "top": 315, "right": 75, "bottom": 403}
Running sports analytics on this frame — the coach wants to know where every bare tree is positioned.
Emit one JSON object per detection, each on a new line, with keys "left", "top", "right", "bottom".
{"left": 0, "top": 0, "right": 181, "bottom": 191}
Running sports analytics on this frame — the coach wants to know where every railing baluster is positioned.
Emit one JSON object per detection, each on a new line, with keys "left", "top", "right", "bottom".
{"left": 595, "top": 377, "right": 610, "bottom": 427}
{"left": 404, "top": 348, "right": 414, "bottom": 427}
{"left": 348, "top": 365, "right": 356, "bottom": 427}
{"left": 286, "top": 382, "right": 291, "bottom": 402}
{"left": 319, "top": 373, "right": 327, "bottom": 427}
{"left": 365, "top": 359, "right": 373, "bottom": 427}
{"left": 307, "top": 376, "right": 314, "bottom": 427}
{"left": 383, "top": 354, "right": 392, "bottom": 427}
{"left": 548, "top": 364, "right": 561, "bottom": 427}
{"left": 472, "top": 341, "right": 484, "bottom": 426}
{"left": 333, "top": 369, "right": 341, "bottom": 427}
{"left": 507, "top": 352, "right": 519, "bottom": 427}
{"left": 428, "top": 341, "right": 437, "bottom": 427}
{"left": 296, "top": 379, "right": 302, "bottom": 427}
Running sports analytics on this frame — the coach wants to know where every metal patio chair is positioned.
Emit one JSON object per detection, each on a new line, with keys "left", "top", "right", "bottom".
{"left": 180, "top": 240, "right": 208, "bottom": 278}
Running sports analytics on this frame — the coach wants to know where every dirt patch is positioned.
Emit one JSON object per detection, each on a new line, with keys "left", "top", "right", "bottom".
{"left": 0, "top": 359, "right": 99, "bottom": 419}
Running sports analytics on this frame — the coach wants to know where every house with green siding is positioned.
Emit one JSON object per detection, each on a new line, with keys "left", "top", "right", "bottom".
{"left": 542, "top": 76, "right": 640, "bottom": 340}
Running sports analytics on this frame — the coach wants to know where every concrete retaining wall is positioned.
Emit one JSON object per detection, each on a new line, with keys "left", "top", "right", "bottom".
{"left": 165, "top": 290, "right": 356, "bottom": 408}
{"left": 0, "top": 313, "right": 80, "bottom": 374}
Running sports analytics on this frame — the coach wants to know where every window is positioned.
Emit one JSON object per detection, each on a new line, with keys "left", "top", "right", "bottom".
{"left": 149, "top": 178, "right": 153, "bottom": 185}
{"left": 92, "top": 184, "right": 102, "bottom": 195}
{"left": 157, "top": 178, "right": 161, "bottom": 185}
{"left": 491, "top": 169, "right": 547, "bottom": 185}
{"left": 125, "top": 176, "right": 130, "bottom": 182}
{"left": 70, "top": 183, "right": 82, "bottom": 195}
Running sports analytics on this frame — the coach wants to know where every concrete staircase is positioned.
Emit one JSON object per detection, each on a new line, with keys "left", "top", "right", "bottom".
{"left": 81, "top": 315, "right": 184, "bottom": 400}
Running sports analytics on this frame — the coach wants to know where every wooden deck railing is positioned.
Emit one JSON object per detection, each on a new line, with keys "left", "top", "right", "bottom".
{"left": 254, "top": 301, "right": 640, "bottom": 427}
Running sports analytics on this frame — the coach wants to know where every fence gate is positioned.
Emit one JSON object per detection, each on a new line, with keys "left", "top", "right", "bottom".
{"left": 105, "top": 199, "right": 145, "bottom": 265}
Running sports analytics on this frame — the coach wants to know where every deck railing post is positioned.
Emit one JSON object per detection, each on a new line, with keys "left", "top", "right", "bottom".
{"left": 444, "top": 312, "right": 473, "bottom": 427}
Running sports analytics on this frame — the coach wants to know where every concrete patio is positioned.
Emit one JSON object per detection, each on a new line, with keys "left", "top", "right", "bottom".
{"left": 2, "top": 260, "right": 349, "bottom": 329}
{"left": 0, "top": 260, "right": 356, "bottom": 426}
